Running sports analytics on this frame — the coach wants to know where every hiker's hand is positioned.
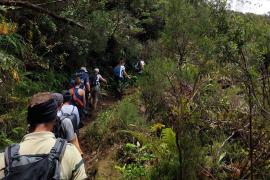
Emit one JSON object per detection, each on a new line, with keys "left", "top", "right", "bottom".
{"left": 127, "top": 75, "right": 131, "bottom": 79}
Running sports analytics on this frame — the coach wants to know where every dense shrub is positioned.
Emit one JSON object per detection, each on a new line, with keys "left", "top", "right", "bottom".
{"left": 83, "top": 94, "right": 144, "bottom": 149}
{"left": 139, "top": 57, "right": 175, "bottom": 120}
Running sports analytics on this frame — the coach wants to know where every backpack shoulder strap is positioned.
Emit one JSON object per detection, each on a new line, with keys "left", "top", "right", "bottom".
{"left": 72, "top": 88, "right": 84, "bottom": 108}
{"left": 60, "top": 109, "right": 64, "bottom": 116}
{"left": 49, "top": 138, "right": 67, "bottom": 161}
{"left": 71, "top": 106, "right": 75, "bottom": 114}
{"left": 4, "top": 144, "right": 20, "bottom": 168}
{"left": 71, "top": 88, "right": 75, "bottom": 95}
{"left": 74, "top": 88, "right": 79, "bottom": 97}
{"left": 60, "top": 115, "right": 67, "bottom": 121}
{"left": 49, "top": 138, "right": 67, "bottom": 179}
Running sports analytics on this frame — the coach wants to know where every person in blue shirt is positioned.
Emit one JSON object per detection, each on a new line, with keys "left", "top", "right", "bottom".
{"left": 74, "top": 67, "right": 90, "bottom": 92}
{"left": 113, "top": 60, "right": 131, "bottom": 97}
{"left": 113, "top": 60, "right": 131, "bottom": 80}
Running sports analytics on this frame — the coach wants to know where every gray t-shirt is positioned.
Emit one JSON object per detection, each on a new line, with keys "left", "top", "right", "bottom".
{"left": 57, "top": 110, "right": 76, "bottom": 142}
{"left": 61, "top": 118, "right": 75, "bottom": 141}
{"left": 58, "top": 104, "right": 80, "bottom": 126}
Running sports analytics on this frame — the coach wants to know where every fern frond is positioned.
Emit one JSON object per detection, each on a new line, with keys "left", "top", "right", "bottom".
{"left": 121, "top": 130, "right": 151, "bottom": 145}
{"left": 161, "top": 128, "right": 177, "bottom": 151}
{"left": 121, "top": 130, "right": 165, "bottom": 158}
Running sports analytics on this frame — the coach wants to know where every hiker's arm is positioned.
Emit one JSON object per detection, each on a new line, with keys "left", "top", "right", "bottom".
{"left": 68, "top": 146, "right": 87, "bottom": 180}
{"left": 62, "top": 119, "right": 82, "bottom": 153}
{"left": 86, "top": 82, "right": 90, "bottom": 92}
{"left": 100, "top": 76, "right": 107, "bottom": 83}
{"left": 82, "top": 90, "right": 86, "bottom": 108}
{"left": 85, "top": 75, "right": 91, "bottom": 92}
{"left": 124, "top": 71, "right": 131, "bottom": 79}
{"left": 74, "top": 106, "right": 80, "bottom": 123}
{"left": 140, "top": 61, "right": 145, "bottom": 69}
{"left": 70, "top": 134, "right": 83, "bottom": 155}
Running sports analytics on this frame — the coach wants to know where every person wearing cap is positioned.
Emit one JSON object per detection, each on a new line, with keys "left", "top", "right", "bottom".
{"left": 0, "top": 92, "right": 87, "bottom": 179}
{"left": 90, "top": 68, "right": 107, "bottom": 110}
{"left": 58, "top": 91, "right": 80, "bottom": 127}
{"left": 73, "top": 67, "right": 90, "bottom": 92}
{"left": 52, "top": 93, "right": 83, "bottom": 155}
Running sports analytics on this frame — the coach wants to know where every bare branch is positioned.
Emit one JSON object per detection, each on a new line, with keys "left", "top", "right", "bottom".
{"left": 0, "top": 0, "right": 85, "bottom": 29}
{"left": 35, "top": 0, "right": 67, "bottom": 6}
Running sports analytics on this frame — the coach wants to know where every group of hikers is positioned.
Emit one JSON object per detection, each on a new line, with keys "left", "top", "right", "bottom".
{"left": 0, "top": 58, "right": 145, "bottom": 180}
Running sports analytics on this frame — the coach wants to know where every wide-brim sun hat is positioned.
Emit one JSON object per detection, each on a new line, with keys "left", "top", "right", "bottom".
{"left": 81, "top": 67, "right": 88, "bottom": 72}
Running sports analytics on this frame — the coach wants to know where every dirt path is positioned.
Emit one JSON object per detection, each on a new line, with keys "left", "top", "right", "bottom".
{"left": 79, "top": 88, "right": 137, "bottom": 179}
{"left": 79, "top": 93, "right": 121, "bottom": 179}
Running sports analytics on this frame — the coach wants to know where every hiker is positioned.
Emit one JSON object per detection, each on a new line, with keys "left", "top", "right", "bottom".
{"left": 69, "top": 76, "right": 86, "bottom": 120}
{"left": 52, "top": 93, "right": 83, "bottom": 155}
{"left": 113, "top": 60, "right": 131, "bottom": 96}
{"left": 134, "top": 57, "right": 145, "bottom": 74}
{"left": 71, "top": 67, "right": 91, "bottom": 108}
{"left": 90, "top": 68, "right": 107, "bottom": 110}
{"left": 0, "top": 92, "right": 87, "bottom": 180}
{"left": 58, "top": 91, "right": 80, "bottom": 130}
{"left": 113, "top": 60, "right": 131, "bottom": 81}
{"left": 71, "top": 67, "right": 91, "bottom": 92}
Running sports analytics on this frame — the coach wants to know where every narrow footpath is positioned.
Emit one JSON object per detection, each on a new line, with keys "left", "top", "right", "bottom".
{"left": 79, "top": 91, "right": 130, "bottom": 179}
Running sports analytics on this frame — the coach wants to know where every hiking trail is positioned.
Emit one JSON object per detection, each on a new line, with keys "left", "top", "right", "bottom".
{"left": 80, "top": 89, "right": 136, "bottom": 179}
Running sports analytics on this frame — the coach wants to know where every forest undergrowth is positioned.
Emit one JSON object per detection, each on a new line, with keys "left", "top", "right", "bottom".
{"left": 1, "top": 0, "right": 270, "bottom": 179}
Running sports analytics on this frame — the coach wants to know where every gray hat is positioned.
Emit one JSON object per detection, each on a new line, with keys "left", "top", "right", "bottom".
{"left": 51, "top": 93, "right": 63, "bottom": 107}
{"left": 94, "top": 68, "right": 99, "bottom": 73}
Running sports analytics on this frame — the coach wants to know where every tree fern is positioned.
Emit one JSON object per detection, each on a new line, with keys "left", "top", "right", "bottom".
{"left": 122, "top": 130, "right": 163, "bottom": 157}
{"left": 121, "top": 130, "right": 152, "bottom": 145}
{"left": 161, "top": 128, "right": 177, "bottom": 152}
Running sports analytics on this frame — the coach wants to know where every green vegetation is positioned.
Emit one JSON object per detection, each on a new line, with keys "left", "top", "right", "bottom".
{"left": 1, "top": 0, "right": 270, "bottom": 179}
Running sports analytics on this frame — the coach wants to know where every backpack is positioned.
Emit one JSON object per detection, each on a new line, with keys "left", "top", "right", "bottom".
{"left": 54, "top": 114, "right": 78, "bottom": 139}
{"left": 90, "top": 74, "right": 100, "bottom": 87}
{"left": 135, "top": 60, "right": 144, "bottom": 73}
{"left": 135, "top": 61, "right": 142, "bottom": 70}
{"left": 70, "top": 70, "right": 87, "bottom": 89}
{"left": 70, "top": 88, "right": 84, "bottom": 109}
{"left": 2, "top": 138, "right": 67, "bottom": 180}
{"left": 60, "top": 106, "right": 78, "bottom": 132}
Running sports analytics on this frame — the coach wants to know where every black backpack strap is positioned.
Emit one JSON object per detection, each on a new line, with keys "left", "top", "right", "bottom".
{"left": 49, "top": 138, "right": 67, "bottom": 161}
{"left": 71, "top": 106, "right": 75, "bottom": 114}
{"left": 60, "top": 114, "right": 67, "bottom": 121}
{"left": 60, "top": 110, "right": 64, "bottom": 116}
{"left": 5, "top": 144, "right": 20, "bottom": 166}
{"left": 4, "top": 144, "right": 20, "bottom": 172}
{"left": 71, "top": 159, "right": 84, "bottom": 175}
{"left": 61, "top": 106, "right": 74, "bottom": 117}
{"left": 49, "top": 138, "right": 67, "bottom": 180}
